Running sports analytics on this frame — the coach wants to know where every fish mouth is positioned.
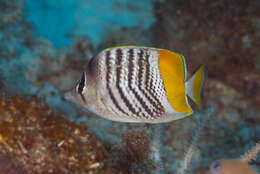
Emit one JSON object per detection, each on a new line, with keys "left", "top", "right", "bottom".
{"left": 63, "top": 90, "right": 86, "bottom": 108}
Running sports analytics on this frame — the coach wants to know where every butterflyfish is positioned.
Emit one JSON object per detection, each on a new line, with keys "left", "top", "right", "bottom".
{"left": 210, "top": 159, "right": 258, "bottom": 174}
{"left": 210, "top": 141, "right": 260, "bottom": 174}
{"left": 65, "top": 46, "right": 205, "bottom": 123}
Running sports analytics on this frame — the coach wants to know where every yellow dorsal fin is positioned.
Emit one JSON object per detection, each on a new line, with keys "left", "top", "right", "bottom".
{"left": 158, "top": 50, "right": 192, "bottom": 114}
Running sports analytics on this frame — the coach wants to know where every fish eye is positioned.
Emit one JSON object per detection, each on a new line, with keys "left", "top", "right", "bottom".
{"left": 210, "top": 161, "right": 221, "bottom": 173}
{"left": 76, "top": 72, "right": 86, "bottom": 94}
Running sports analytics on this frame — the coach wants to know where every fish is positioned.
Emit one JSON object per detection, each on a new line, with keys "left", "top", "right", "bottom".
{"left": 210, "top": 142, "right": 260, "bottom": 174}
{"left": 64, "top": 46, "right": 205, "bottom": 123}
{"left": 210, "top": 159, "right": 258, "bottom": 174}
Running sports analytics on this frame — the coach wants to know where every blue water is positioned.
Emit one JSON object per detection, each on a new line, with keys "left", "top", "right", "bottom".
{"left": 24, "top": 0, "right": 155, "bottom": 48}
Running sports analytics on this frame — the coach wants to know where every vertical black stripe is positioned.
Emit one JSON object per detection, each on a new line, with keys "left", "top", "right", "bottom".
{"left": 127, "top": 49, "right": 151, "bottom": 118}
{"left": 138, "top": 50, "right": 163, "bottom": 116}
{"left": 137, "top": 50, "right": 158, "bottom": 115}
{"left": 128, "top": 48, "right": 135, "bottom": 94}
{"left": 115, "top": 48, "right": 138, "bottom": 116}
{"left": 143, "top": 50, "right": 165, "bottom": 115}
{"left": 105, "top": 50, "right": 128, "bottom": 115}
{"left": 145, "top": 52, "right": 152, "bottom": 91}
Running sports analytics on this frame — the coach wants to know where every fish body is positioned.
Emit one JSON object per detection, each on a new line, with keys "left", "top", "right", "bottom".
{"left": 65, "top": 46, "right": 205, "bottom": 123}
{"left": 210, "top": 159, "right": 258, "bottom": 174}
{"left": 210, "top": 142, "right": 260, "bottom": 174}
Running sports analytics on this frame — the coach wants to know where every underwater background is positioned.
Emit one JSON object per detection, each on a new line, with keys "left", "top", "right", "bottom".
{"left": 0, "top": 0, "right": 260, "bottom": 173}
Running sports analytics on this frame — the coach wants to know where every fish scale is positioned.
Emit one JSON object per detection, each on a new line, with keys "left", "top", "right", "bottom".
{"left": 127, "top": 49, "right": 147, "bottom": 117}
{"left": 115, "top": 49, "right": 140, "bottom": 117}
{"left": 105, "top": 50, "right": 127, "bottom": 117}
{"left": 108, "top": 49, "right": 138, "bottom": 118}
{"left": 104, "top": 48, "right": 164, "bottom": 119}
{"left": 128, "top": 49, "right": 157, "bottom": 119}
{"left": 123, "top": 49, "right": 144, "bottom": 117}
{"left": 137, "top": 50, "right": 165, "bottom": 115}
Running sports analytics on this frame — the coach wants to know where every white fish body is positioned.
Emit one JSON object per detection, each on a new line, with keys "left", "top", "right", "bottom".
{"left": 65, "top": 46, "right": 205, "bottom": 123}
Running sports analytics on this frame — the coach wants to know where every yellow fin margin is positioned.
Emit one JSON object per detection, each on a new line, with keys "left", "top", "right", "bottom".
{"left": 193, "top": 65, "right": 205, "bottom": 108}
{"left": 185, "top": 65, "right": 205, "bottom": 108}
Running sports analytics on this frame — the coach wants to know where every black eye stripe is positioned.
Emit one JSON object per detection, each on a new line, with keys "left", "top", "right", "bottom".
{"left": 77, "top": 72, "right": 85, "bottom": 94}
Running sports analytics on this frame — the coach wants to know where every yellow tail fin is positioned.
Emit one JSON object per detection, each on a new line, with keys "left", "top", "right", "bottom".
{"left": 185, "top": 65, "right": 205, "bottom": 108}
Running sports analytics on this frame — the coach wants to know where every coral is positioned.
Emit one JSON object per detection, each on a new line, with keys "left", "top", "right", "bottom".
{"left": 177, "top": 108, "right": 214, "bottom": 174}
{"left": 0, "top": 134, "right": 12, "bottom": 152}
{"left": 0, "top": 0, "right": 34, "bottom": 59}
{"left": 122, "top": 130, "right": 150, "bottom": 164}
{"left": 0, "top": 95, "right": 108, "bottom": 174}
{"left": 240, "top": 141, "right": 260, "bottom": 163}
{"left": 0, "top": 95, "right": 161, "bottom": 174}
{"left": 0, "top": 155, "right": 26, "bottom": 174}
{"left": 102, "top": 129, "right": 157, "bottom": 174}
{"left": 176, "top": 108, "right": 259, "bottom": 174}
